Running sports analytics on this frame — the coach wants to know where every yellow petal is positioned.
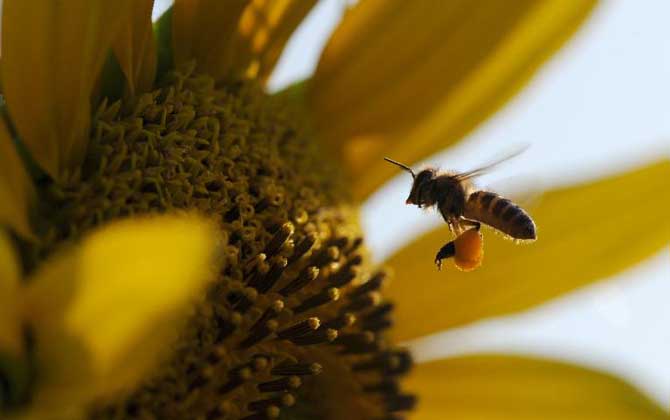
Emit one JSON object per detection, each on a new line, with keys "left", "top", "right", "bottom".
{"left": 407, "top": 354, "right": 667, "bottom": 419}
{"left": 0, "top": 229, "right": 22, "bottom": 354}
{"left": 386, "top": 160, "right": 670, "bottom": 342}
{"left": 309, "top": 0, "right": 598, "bottom": 200}
{"left": 0, "top": 118, "right": 34, "bottom": 239}
{"left": 237, "top": 0, "right": 317, "bottom": 82}
{"left": 172, "top": 0, "right": 314, "bottom": 82}
{"left": 1, "top": 0, "right": 131, "bottom": 178}
{"left": 24, "top": 214, "right": 220, "bottom": 405}
{"left": 172, "top": 0, "right": 249, "bottom": 80}
{"left": 112, "top": 0, "right": 157, "bottom": 96}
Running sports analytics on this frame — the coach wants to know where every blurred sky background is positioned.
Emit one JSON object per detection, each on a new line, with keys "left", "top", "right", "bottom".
{"left": 155, "top": 0, "right": 670, "bottom": 406}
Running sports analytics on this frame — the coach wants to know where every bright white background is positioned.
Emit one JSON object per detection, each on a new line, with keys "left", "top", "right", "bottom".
{"left": 155, "top": 0, "right": 670, "bottom": 406}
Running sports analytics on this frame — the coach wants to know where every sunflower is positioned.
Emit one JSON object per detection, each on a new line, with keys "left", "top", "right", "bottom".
{"left": 0, "top": 1, "right": 668, "bottom": 419}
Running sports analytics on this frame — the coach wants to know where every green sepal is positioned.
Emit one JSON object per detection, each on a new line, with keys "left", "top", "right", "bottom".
{"left": 272, "top": 78, "right": 311, "bottom": 122}
{"left": 97, "top": 50, "right": 126, "bottom": 104}
{"left": 0, "top": 350, "right": 33, "bottom": 411}
{"left": 272, "top": 79, "right": 308, "bottom": 102}
{"left": 0, "top": 101, "right": 48, "bottom": 185}
{"left": 154, "top": 7, "right": 174, "bottom": 85}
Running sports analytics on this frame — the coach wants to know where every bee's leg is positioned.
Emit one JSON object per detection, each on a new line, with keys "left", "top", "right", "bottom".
{"left": 460, "top": 218, "right": 481, "bottom": 231}
{"left": 447, "top": 216, "right": 463, "bottom": 236}
{"left": 434, "top": 240, "right": 456, "bottom": 271}
{"left": 436, "top": 219, "right": 481, "bottom": 270}
{"left": 446, "top": 220, "right": 456, "bottom": 235}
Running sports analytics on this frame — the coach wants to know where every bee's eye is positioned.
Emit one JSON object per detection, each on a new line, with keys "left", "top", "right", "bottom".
{"left": 416, "top": 170, "right": 432, "bottom": 183}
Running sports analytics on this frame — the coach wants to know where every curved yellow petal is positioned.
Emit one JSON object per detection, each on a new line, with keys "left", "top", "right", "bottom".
{"left": 172, "top": 0, "right": 314, "bottom": 82}
{"left": 407, "top": 354, "right": 667, "bottom": 419}
{"left": 309, "top": 0, "right": 598, "bottom": 200}
{"left": 112, "top": 0, "right": 157, "bottom": 96}
{"left": 0, "top": 229, "right": 22, "bottom": 354}
{"left": 172, "top": 0, "right": 249, "bottom": 80}
{"left": 24, "top": 214, "right": 220, "bottom": 405}
{"left": 1, "top": 0, "right": 131, "bottom": 178}
{"left": 238, "top": 0, "right": 317, "bottom": 82}
{"left": 386, "top": 160, "right": 670, "bottom": 342}
{"left": 0, "top": 118, "right": 34, "bottom": 239}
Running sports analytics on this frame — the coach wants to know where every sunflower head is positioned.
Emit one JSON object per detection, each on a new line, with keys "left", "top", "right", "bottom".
{"left": 1, "top": 2, "right": 417, "bottom": 415}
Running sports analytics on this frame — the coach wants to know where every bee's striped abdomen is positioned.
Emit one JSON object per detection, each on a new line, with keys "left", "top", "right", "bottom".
{"left": 464, "top": 191, "right": 536, "bottom": 240}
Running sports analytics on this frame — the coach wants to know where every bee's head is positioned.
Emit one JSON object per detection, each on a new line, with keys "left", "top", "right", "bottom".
{"left": 384, "top": 158, "right": 437, "bottom": 207}
{"left": 405, "top": 168, "right": 435, "bottom": 206}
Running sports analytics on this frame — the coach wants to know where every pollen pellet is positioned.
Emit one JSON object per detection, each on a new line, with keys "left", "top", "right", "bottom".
{"left": 454, "top": 229, "right": 484, "bottom": 271}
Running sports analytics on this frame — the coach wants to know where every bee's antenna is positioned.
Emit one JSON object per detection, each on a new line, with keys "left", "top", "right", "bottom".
{"left": 384, "top": 157, "right": 416, "bottom": 179}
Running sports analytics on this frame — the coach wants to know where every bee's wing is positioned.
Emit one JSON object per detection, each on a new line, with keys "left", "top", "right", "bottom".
{"left": 454, "top": 146, "right": 528, "bottom": 181}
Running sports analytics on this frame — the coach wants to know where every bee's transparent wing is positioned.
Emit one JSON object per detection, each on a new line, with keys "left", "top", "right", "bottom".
{"left": 454, "top": 145, "right": 529, "bottom": 181}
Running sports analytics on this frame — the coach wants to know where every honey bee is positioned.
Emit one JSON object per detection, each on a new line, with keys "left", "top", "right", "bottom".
{"left": 384, "top": 153, "right": 536, "bottom": 269}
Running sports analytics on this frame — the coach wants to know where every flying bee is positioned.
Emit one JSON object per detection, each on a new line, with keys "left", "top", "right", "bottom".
{"left": 384, "top": 152, "right": 536, "bottom": 269}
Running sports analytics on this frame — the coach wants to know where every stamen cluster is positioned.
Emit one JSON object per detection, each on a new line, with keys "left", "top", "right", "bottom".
{"left": 30, "top": 66, "right": 414, "bottom": 420}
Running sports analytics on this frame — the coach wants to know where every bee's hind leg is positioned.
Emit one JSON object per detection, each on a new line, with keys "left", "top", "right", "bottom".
{"left": 434, "top": 241, "right": 456, "bottom": 271}
{"left": 435, "top": 218, "right": 481, "bottom": 270}
{"left": 460, "top": 218, "right": 481, "bottom": 231}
